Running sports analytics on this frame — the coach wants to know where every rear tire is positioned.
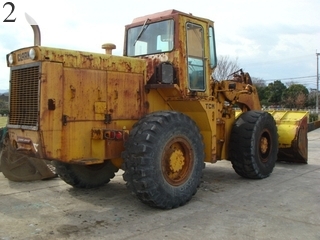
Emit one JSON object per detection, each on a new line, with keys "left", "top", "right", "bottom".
{"left": 229, "top": 111, "right": 278, "bottom": 179}
{"left": 54, "top": 161, "right": 118, "bottom": 188}
{"left": 122, "top": 111, "right": 205, "bottom": 209}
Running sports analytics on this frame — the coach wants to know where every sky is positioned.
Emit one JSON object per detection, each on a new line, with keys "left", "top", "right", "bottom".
{"left": 0, "top": 0, "right": 319, "bottom": 90}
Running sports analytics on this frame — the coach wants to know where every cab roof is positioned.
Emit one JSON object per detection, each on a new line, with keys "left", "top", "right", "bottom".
{"left": 131, "top": 9, "right": 212, "bottom": 24}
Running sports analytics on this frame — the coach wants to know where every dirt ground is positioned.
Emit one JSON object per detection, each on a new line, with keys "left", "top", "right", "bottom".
{"left": 0, "top": 128, "right": 319, "bottom": 240}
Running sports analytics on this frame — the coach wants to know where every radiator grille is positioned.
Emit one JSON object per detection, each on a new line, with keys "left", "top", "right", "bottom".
{"left": 9, "top": 63, "right": 40, "bottom": 129}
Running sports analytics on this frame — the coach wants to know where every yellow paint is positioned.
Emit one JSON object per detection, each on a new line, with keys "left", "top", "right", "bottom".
{"left": 169, "top": 149, "right": 185, "bottom": 172}
{"left": 268, "top": 110, "right": 308, "bottom": 148}
{"left": 94, "top": 102, "right": 107, "bottom": 120}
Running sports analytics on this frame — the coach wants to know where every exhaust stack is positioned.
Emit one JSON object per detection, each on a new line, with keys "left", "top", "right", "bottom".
{"left": 25, "top": 13, "right": 41, "bottom": 46}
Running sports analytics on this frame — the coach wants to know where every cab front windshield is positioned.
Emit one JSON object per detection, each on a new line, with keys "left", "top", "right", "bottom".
{"left": 127, "top": 19, "right": 174, "bottom": 57}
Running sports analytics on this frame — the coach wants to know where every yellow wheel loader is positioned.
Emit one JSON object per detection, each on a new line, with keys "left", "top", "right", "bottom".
{"left": 3, "top": 10, "right": 308, "bottom": 209}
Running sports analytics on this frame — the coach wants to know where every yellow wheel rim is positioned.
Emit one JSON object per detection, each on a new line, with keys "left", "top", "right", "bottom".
{"left": 161, "top": 137, "right": 193, "bottom": 186}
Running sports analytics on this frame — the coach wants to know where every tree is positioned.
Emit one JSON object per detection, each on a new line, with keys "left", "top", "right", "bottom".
{"left": 212, "top": 55, "right": 240, "bottom": 81}
{"left": 252, "top": 77, "right": 266, "bottom": 88}
{"left": 285, "top": 81, "right": 298, "bottom": 87}
{"left": 295, "top": 93, "right": 307, "bottom": 109}
{"left": 252, "top": 77, "right": 268, "bottom": 106}
{"left": 0, "top": 99, "right": 9, "bottom": 115}
{"left": 0, "top": 99, "right": 7, "bottom": 109}
{"left": 265, "top": 80, "right": 287, "bottom": 107}
{"left": 282, "top": 84, "right": 309, "bottom": 109}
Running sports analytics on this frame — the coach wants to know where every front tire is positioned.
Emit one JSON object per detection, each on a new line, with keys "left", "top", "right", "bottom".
{"left": 229, "top": 111, "right": 278, "bottom": 179}
{"left": 54, "top": 160, "right": 118, "bottom": 188}
{"left": 122, "top": 111, "right": 205, "bottom": 209}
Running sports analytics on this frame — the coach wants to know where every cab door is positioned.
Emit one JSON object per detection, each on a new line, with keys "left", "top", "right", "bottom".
{"left": 186, "top": 22, "right": 205, "bottom": 91}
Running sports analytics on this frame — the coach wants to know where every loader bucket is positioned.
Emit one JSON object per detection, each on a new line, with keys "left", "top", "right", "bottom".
{"left": 0, "top": 133, "right": 57, "bottom": 181}
{"left": 268, "top": 110, "right": 309, "bottom": 163}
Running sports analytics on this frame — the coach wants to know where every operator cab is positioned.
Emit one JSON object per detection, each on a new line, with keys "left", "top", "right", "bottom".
{"left": 124, "top": 9, "right": 217, "bottom": 96}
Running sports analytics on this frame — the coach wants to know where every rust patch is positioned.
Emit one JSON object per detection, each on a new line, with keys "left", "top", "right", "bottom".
{"left": 141, "top": 54, "right": 169, "bottom": 82}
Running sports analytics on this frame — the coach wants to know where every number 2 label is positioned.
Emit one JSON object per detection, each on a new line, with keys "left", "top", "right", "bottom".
{"left": 3, "top": 2, "right": 16, "bottom": 22}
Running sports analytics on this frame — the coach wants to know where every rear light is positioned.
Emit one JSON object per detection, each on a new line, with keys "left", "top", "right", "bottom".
{"left": 92, "top": 128, "right": 130, "bottom": 140}
{"left": 115, "top": 131, "right": 123, "bottom": 140}
{"left": 103, "top": 130, "right": 124, "bottom": 140}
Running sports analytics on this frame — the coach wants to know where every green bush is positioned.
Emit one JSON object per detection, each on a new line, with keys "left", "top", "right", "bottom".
{"left": 0, "top": 109, "right": 9, "bottom": 115}
{"left": 309, "top": 113, "right": 319, "bottom": 122}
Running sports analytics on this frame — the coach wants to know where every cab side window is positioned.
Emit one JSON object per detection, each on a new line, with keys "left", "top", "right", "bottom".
{"left": 186, "top": 22, "right": 205, "bottom": 91}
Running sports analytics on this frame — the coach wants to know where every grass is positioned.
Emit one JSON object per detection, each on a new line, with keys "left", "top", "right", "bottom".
{"left": 0, "top": 117, "right": 7, "bottom": 128}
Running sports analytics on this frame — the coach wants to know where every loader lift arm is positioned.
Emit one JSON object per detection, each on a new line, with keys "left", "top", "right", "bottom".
{"left": 213, "top": 69, "right": 261, "bottom": 112}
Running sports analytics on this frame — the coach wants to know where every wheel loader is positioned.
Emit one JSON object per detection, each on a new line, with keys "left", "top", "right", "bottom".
{"left": 3, "top": 9, "right": 308, "bottom": 209}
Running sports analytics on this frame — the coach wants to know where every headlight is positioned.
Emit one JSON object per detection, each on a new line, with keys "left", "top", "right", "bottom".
{"left": 29, "top": 48, "right": 36, "bottom": 60}
{"left": 8, "top": 54, "right": 14, "bottom": 64}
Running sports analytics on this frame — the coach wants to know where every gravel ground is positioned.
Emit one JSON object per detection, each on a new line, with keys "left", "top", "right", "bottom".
{"left": 0, "top": 128, "right": 319, "bottom": 240}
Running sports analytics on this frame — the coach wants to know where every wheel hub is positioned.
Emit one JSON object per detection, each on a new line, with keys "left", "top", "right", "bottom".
{"left": 169, "top": 148, "right": 185, "bottom": 172}
{"left": 162, "top": 138, "right": 193, "bottom": 186}
{"left": 260, "top": 136, "right": 268, "bottom": 154}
